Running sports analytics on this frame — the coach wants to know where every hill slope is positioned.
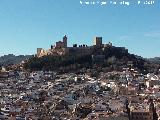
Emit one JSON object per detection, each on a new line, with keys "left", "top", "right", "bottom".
{"left": 148, "top": 57, "right": 160, "bottom": 64}
{"left": 24, "top": 46, "right": 160, "bottom": 74}
{"left": 0, "top": 54, "right": 33, "bottom": 66}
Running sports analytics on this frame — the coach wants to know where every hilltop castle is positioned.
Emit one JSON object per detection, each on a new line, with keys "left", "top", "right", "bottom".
{"left": 36, "top": 35, "right": 115, "bottom": 57}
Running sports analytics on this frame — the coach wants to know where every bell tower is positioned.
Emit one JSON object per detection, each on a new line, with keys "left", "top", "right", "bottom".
{"left": 149, "top": 99, "right": 158, "bottom": 120}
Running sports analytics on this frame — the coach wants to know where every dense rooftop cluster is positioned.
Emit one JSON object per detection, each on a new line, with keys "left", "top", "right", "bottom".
{"left": 1, "top": 36, "right": 160, "bottom": 120}
{"left": 0, "top": 66, "right": 160, "bottom": 120}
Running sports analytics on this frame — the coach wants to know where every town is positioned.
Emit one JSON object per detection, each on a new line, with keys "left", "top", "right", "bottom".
{"left": 0, "top": 36, "right": 160, "bottom": 120}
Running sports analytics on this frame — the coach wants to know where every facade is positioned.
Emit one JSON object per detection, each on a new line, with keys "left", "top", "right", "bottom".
{"left": 146, "top": 80, "right": 160, "bottom": 88}
{"left": 130, "top": 111, "right": 153, "bottom": 120}
{"left": 37, "top": 48, "right": 43, "bottom": 56}
{"left": 36, "top": 48, "right": 48, "bottom": 57}
{"left": 56, "top": 41, "right": 64, "bottom": 48}
{"left": 36, "top": 35, "right": 116, "bottom": 58}
{"left": 92, "top": 55, "right": 105, "bottom": 63}
{"left": 68, "top": 46, "right": 92, "bottom": 56}
{"left": 55, "top": 35, "right": 67, "bottom": 48}
{"left": 129, "top": 99, "right": 157, "bottom": 120}
{"left": 37, "top": 35, "right": 92, "bottom": 57}
{"left": 37, "top": 35, "right": 68, "bottom": 57}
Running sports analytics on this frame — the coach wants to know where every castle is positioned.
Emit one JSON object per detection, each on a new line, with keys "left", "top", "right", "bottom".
{"left": 36, "top": 35, "right": 114, "bottom": 57}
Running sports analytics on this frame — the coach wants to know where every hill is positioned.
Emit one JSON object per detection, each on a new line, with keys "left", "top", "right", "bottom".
{"left": 0, "top": 54, "right": 33, "bottom": 66}
{"left": 148, "top": 57, "right": 160, "bottom": 64}
{"left": 23, "top": 46, "right": 160, "bottom": 74}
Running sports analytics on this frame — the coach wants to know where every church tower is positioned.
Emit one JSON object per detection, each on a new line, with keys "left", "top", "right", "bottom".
{"left": 149, "top": 99, "right": 158, "bottom": 120}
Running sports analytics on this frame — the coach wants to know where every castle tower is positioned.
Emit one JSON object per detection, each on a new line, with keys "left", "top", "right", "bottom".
{"left": 63, "top": 35, "right": 67, "bottom": 48}
{"left": 93, "top": 37, "right": 102, "bottom": 46}
{"left": 37, "top": 48, "right": 42, "bottom": 57}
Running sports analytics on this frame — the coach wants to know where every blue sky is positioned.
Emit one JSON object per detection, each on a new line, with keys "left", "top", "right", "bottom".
{"left": 0, "top": 0, "right": 160, "bottom": 58}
